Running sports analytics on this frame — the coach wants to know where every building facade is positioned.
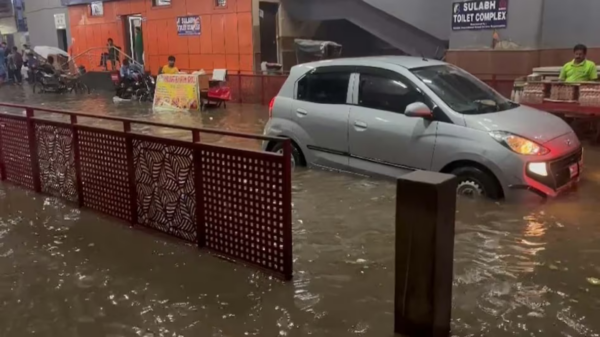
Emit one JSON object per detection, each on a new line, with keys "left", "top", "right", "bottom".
{"left": 24, "top": 0, "right": 70, "bottom": 49}
{"left": 66, "top": 0, "right": 254, "bottom": 74}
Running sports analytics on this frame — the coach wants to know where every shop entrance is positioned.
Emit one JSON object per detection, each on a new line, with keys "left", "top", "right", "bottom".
{"left": 259, "top": 2, "right": 279, "bottom": 63}
{"left": 124, "top": 15, "right": 143, "bottom": 64}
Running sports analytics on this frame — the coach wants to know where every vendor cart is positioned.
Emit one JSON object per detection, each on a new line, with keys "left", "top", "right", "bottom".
{"left": 513, "top": 66, "right": 600, "bottom": 143}
{"left": 200, "top": 69, "right": 231, "bottom": 111}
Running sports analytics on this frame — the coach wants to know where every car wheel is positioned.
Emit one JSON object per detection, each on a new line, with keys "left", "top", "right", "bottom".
{"left": 271, "top": 141, "right": 304, "bottom": 169}
{"left": 451, "top": 166, "right": 501, "bottom": 200}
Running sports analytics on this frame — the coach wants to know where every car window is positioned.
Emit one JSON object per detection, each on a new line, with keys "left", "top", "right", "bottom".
{"left": 358, "top": 74, "right": 422, "bottom": 113}
{"left": 297, "top": 71, "right": 350, "bottom": 104}
{"left": 412, "top": 65, "right": 518, "bottom": 114}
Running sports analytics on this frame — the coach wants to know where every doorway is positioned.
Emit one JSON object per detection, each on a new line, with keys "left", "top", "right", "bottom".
{"left": 124, "top": 15, "right": 143, "bottom": 64}
{"left": 259, "top": 2, "right": 279, "bottom": 64}
{"left": 57, "top": 29, "right": 68, "bottom": 51}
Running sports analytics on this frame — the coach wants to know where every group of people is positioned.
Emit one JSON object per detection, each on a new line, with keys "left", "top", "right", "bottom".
{"left": 0, "top": 43, "right": 31, "bottom": 85}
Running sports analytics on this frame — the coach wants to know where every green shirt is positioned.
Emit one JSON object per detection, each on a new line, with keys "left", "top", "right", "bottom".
{"left": 559, "top": 59, "right": 598, "bottom": 82}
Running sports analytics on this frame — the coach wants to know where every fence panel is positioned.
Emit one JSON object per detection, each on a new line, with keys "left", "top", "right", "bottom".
{"left": 198, "top": 143, "right": 292, "bottom": 277}
{"left": 0, "top": 115, "right": 35, "bottom": 190}
{"left": 239, "top": 75, "right": 263, "bottom": 105}
{"left": 35, "top": 121, "right": 79, "bottom": 203}
{"left": 263, "top": 76, "right": 287, "bottom": 105}
{"left": 133, "top": 136, "right": 197, "bottom": 243}
{"left": 78, "top": 127, "right": 132, "bottom": 222}
{"left": 0, "top": 104, "right": 293, "bottom": 280}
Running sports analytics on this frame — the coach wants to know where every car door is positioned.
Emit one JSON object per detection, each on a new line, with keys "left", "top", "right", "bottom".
{"left": 348, "top": 68, "right": 438, "bottom": 176}
{"left": 293, "top": 66, "right": 353, "bottom": 170}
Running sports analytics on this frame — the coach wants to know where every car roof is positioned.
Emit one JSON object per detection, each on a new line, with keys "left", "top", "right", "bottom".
{"left": 295, "top": 56, "right": 447, "bottom": 70}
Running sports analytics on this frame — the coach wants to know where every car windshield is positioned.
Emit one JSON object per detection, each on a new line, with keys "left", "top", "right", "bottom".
{"left": 411, "top": 65, "right": 519, "bottom": 114}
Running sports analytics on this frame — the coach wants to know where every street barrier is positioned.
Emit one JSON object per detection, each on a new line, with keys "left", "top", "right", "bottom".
{"left": 395, "top": 171, "right": 457, "bottom": 337}
{"left": 0, "top": 103, "right": 294, "bottom": 280}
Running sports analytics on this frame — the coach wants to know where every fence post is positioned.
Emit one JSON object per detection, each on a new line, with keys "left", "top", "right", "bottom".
{"left": 26, "top": 108, "right": 42, "bottom": 193}
{"left": 70, "top": 115, "right": 84, "bottom": 207}
{"left": 237, "top": 71, "right": 243, "bottom": 104}
{"left": 124, "top": 121, "right": 138, "bottom": 226}
{"left": 0, "top": 122, "right": 5, "bottom": 181}
{"left": 394, "top": 170, "right": 456, "bottom": 337}
{"left": 192, "top": 130, "right": 205, "bottom": 248}
{"left": 282, "top": 139, "right": 293, "bottom": 280}
{"left": 261, "top": 74, "right": 267, "bottom": 106}
{"left": 491, "top": 74, "right": 498, "bottom": 91}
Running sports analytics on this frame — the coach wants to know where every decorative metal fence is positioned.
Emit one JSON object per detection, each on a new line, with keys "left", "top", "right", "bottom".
{"left": 0, "top": 104, "right": 293, "bottom": 280}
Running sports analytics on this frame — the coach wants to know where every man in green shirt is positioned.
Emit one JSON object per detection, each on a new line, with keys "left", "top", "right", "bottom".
{"left": 559, "top": 44, "right": 598, "bottom": 82}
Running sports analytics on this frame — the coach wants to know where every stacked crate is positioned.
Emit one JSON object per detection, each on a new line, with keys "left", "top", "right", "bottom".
{"left": 579, "top": 83, "right": 600, "bottom": 107}
{"left": 549, "top": 83, "right": 577, "bottom": 102}
{"left": 520, "top": 82, "right": 545, "bottom": 104}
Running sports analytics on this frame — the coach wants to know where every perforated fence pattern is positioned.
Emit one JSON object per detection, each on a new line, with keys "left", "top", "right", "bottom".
{"left": 78, "top": 128, "right": 131, "bottom": 222}
{"left": 0, "top": 107, "right": 293, "bottom": 280}
{"left": 0, "top": 116, "right": 35, "bottom": 190}
{"left": 199, "top": 144, "right": 288, "bottom": 274}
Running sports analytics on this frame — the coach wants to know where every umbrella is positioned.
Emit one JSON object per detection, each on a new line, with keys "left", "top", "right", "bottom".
{"left": 33, "top": 46, "right": 70, "bottom": 60}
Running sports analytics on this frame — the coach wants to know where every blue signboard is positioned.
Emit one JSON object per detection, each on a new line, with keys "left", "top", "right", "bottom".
{"left": 452, "top": 0, "right": 508, "bottom": 31}
{"left": 177, "top": 16, "right": 201, "bottom": 36}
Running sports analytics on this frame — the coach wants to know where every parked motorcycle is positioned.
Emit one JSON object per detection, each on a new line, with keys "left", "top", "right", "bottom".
{"left": 115, "top": 65, "right": 155, "bottom": 102}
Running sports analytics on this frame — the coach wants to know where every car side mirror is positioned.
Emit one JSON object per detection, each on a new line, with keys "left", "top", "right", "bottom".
{"left": 405, "top": 102, "right": 433, "bottom": 118}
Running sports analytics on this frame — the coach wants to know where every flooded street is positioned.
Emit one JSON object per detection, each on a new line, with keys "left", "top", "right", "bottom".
{"left": 1, "top": 87, "right": 600, "bottom": 336}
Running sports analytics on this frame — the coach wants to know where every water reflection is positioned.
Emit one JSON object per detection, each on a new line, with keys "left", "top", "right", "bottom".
{"left": 0, "top": 86, "right": 599, "bottom": 336}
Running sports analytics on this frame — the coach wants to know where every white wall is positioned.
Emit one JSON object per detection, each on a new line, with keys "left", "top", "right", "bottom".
{"left": 24, "top": 0, "right": 71, "bottom": 48}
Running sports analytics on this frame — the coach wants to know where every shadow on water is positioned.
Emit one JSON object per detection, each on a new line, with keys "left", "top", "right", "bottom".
{"left": 0, "top": 86, "right": 599, "bottom": 336}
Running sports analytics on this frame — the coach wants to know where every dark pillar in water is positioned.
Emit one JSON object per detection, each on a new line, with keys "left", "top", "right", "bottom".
{"left": 394, "top": 170, "right": 457, "bottom": 337}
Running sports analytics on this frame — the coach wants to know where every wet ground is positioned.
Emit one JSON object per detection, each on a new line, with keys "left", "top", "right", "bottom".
{"left": 1, "top": 87, "right": 600, "bottom": 336}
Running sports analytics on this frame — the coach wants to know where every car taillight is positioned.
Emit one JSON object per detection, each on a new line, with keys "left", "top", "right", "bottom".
{"left": 269, "top": 97, "right": 275, "bottom": 118}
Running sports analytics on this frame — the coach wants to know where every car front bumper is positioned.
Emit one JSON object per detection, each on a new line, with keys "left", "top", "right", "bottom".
{"left": 509, "top": 147, "right": 583, "bottom": 198}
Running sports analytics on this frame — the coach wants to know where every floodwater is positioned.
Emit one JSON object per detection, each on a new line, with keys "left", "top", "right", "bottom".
{"left": 1, "top": 87, "right": 600, "bottom": 337}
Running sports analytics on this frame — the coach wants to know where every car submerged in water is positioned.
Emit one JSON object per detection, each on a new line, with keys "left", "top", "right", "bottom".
{"left": 263, "top": 56, "right": 583, "bottom": 200}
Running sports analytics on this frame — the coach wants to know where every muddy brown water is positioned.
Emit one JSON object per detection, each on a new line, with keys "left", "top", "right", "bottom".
{"left": 0, "top": 87, "right": 599, "bottom": 336}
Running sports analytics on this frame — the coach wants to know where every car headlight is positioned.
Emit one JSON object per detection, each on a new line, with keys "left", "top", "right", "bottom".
{"left": 489, "top": 131, "right": 549, "bottom": 156}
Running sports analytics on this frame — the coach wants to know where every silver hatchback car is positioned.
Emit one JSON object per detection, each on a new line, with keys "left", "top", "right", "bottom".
{"left": 263, "top": 56, "right": 583, "bottom": 199}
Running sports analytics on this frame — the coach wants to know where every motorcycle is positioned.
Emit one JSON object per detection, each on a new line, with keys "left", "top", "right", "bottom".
{"left": 115, "top": 65, "right": 155, "bottom": 102}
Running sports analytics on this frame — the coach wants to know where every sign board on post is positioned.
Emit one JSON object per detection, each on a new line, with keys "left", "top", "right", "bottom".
{"left": 54, "top": 13, "right": 67, "bottom": 29}
{"left": 177, "top": 16, "right": 201, "bottom": 36}
{"left": 153, "top": 74, "right": 201, "bottom": 111}
{"left": 452, "top": 0, "right": 508, "bottom": 31}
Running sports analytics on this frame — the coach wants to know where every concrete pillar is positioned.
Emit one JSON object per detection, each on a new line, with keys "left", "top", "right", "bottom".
{"left": 394, "top": 170, "right": 457, "bottom": 337}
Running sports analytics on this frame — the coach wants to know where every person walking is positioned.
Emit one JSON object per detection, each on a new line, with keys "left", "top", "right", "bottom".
{"left": 11, "top": 47, "right": 23, "bottom": 84}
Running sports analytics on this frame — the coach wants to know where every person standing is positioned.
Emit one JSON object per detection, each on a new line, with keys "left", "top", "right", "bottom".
{"left": 559, "top": 44, "right": 598, "bottom": 82}
{"left": 134, "top": 27, "right": 144, "bottom": 65}
{"left": 0, "top": 43, "right": 6, "bottom": 82}
{"left": 158, "top": 56, "right": 179, "bottom": 75}
{"left": 8, "top": 47, "right": 23, "bottom": 84}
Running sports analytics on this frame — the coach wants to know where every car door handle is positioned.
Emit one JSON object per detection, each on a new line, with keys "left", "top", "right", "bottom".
{"left": 296, "top": 108, "right": 308, "bottom": 116}
{"left": 354, "top": 121, "right": 368, "bottom": 130}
